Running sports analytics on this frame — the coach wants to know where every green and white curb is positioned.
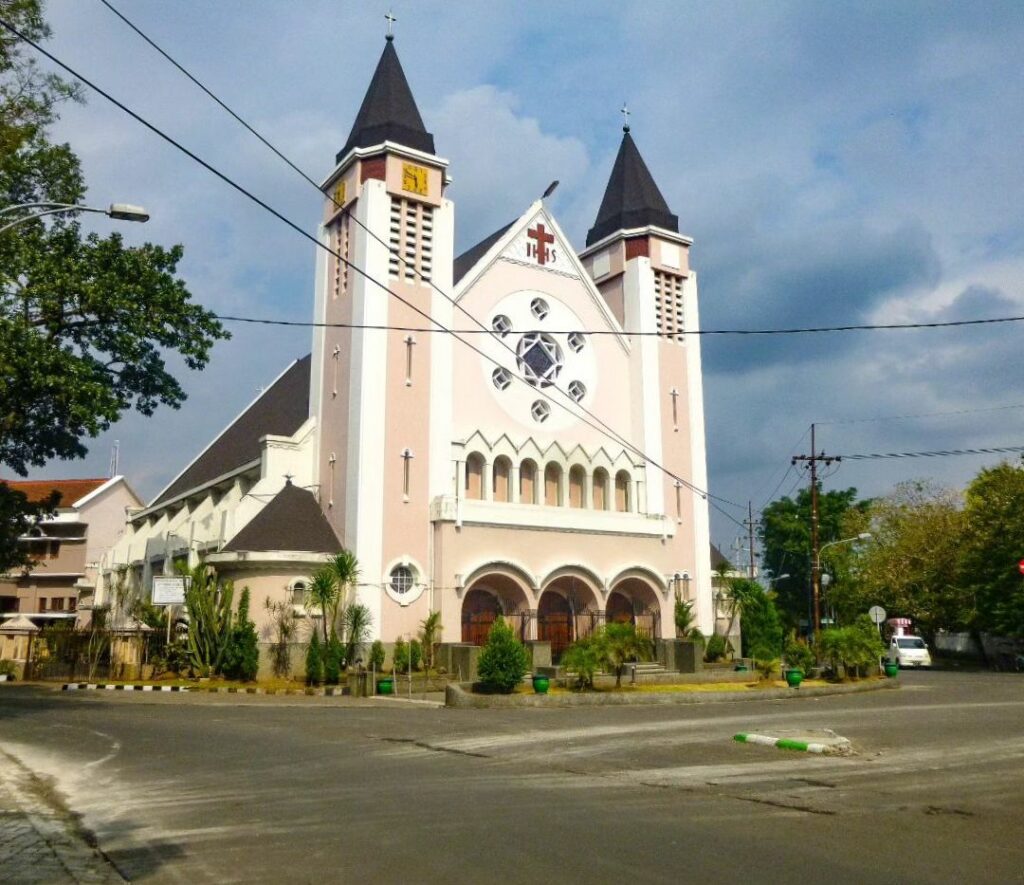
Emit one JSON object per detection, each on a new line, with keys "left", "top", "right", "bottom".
{"left": 733, "top": 732, "right": 849, "bottom": 755}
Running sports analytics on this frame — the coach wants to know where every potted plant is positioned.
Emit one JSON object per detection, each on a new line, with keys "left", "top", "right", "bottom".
{"left": 377, "top": 675, "right": 394, "bottom": 695}
{"left": 784, "top": 667, "right": 804, "bottom": 688}
{"left": 883, "top": 660, "right": 899, "bottom": 678}
{"left": 531, "top": 673, "right": 550, "bottom": 694}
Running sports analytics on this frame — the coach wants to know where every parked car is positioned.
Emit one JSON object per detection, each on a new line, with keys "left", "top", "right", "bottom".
{"left": 889, "top": 635, "right": 932, "bottom": 668}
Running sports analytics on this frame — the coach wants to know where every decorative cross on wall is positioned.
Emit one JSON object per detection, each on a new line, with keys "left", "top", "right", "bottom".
{"left": 526, "top": 223, "right": 556, "bottom": 266}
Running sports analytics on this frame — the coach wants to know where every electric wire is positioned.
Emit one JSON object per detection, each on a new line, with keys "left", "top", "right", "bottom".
{"left": 2, "top": 17, "right": 729, "bottom": 506}
{"left": 816, "top": 402, "right": 1024, "bottom": 426}
{"left": 840, "top": 444, "right": 1024, "bottom": 461}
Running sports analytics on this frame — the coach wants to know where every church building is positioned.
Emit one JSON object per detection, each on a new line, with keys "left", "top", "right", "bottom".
{"left": 97, "top": 34, "right": 714, "bottom": 663}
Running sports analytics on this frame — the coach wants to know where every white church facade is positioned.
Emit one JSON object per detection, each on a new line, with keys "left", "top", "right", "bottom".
{"left": 98, "top": 35, "right": 714, "bottom": 661}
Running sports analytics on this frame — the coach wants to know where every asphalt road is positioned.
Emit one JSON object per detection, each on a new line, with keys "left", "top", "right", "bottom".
{"left": 1, "top": 671, "right": 1023, "bottom": 884}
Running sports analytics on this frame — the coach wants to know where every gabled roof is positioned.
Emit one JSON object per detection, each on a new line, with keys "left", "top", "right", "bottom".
{"left": 586, "top": 130, "right": 678, "bottom": 247}
{"left": 222, "top": 481, "right": 341, "bottom": 554}
{"left": 336, "top": 38, "right": 435, "bottom": 161}
{"left": 453, "top": 220, "right": 515, "bottom": 284}
{"left": 152, "top": 355, "right": 312, "bottom": 507}
{"left": 2, "top": 478, "right": 108, "bottom": 507}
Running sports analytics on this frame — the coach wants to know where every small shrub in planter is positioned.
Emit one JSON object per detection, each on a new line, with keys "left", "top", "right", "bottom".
{"left": 393, "top": 637, "right": 409, "bottom": 673}
{"left": 409, "top": 638, "right": 423, "bottom": 672}
{"left": 561, "top": 635, "right": 602, "bottom": 690}
{"left": 369, "top": 640, "right": 386, "bottom": 671}
{"left": 753, "top": 657, "right": 780, "bottom": 681}
{"left": 783, "top": 637, "right": 815, "bottom": 675}
{"left": 704, "top": 633, "right": 728, "bottom": 663}
{"left": 477, "top": 616, "right": 529, "bottom": 694}
{"left": 0, "top": 659, "right": 15, "bottom": 680}
{"left": 323, "top": 636, "right": 343, "bottom": 685}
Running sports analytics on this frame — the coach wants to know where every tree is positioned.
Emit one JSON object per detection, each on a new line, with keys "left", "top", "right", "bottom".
{"left": 222, "top": 587, "right": 259, "bottom": 681}
{"left": 737, "top": 585, "right": 784, "bottom": 660}
{"left": 561, "top": 635, "right": 602, "bottom": 689}
{"left": 0, "top": 481, "right": 57, "bottom": 572}
{"left": 306, "top": 568, "right": 339, "bottom": 647}
{"left": 342, "top": 602, "right": 372, "bottom": 666}
{"left": 328, "top": 550, "right": 360, "bottom": 616}
{"left": 419, "top": 610, "right": 442, "bottom": 670}
{"left": 760, "top": 486, "right": 870, "bottom": 626}
{"left": 305, "top": 631, "right": 323, "bottom": 686}
{"left": 476, "top": 616, "right": 529, "bottom": 693}
{"left": 1, "top": 1, "right": 226, "bottom": 561}
{"left": 960, "top": 462, "right": 1024, "bottom": 637}
{"left": 600, "top": 622, "right": 652, "bottom": 688}
{"left": 828, "top": 481, "right": 968, "bottom": 638}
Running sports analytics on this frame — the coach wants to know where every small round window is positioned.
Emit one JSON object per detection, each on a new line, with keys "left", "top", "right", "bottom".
{"left": 567, "top": 332, "right": 586, "bottom": 353}
{"left": 390, "top": 565, "right": 414, "bottom": 595}
{"left": 492, "top": 314, "right": 512, "bottom": 336}
{"left": 492, "top": 367, "right": 512, "bottom": 391}
{"left": 568, "top": 380, "right": 586, "bottom": 402}
{"left": 531, "top": 400, "right": 551, "bottom": 423}
{"left": 530, "top": 298, "right": 549, "bottom": 320}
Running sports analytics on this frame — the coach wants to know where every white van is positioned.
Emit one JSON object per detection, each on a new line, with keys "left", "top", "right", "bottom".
{"left": 889, "top": 635, "right": 932, "bottom": 668}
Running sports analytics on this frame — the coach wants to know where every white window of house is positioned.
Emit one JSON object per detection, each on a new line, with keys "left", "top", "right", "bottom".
{"left": 530, "top": 297, "right": 549, "bottom": 320}
{"left": 390, "top": 565, "right": 414, "bottom": 596}
{"left": 492, "top": 314, "right": 512, "bottom": 336}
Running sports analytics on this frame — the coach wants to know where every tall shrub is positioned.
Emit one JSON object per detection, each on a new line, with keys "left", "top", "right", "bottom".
{"left": 477, "top": 616, "right": 529, "bottom": 693}
{"left": 223, "top": 587, "right": 260, "bottom": 681}
{"left": 264, "top": 597, "right": 294, "bottom": 678}
{"left": 182, "top": 563, "right": 234, "bottom": 677}
{"left": 561, "top": 635, "right": 602, "bottom": 689}
{"left": 393, "top": 637, "right": 409, "bottom": 673}
{"left": 305, "top": 632, "right": 323, "bottom": 686}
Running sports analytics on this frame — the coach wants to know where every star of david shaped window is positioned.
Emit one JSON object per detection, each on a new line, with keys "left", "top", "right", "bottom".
{"left": 516, "top": 332, "right": 563, "bottom": 388}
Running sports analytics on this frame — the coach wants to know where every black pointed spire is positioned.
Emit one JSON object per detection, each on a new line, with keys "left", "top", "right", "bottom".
{"left": 585, "top": 130, "right": 678, "bottom": 247}
{"left": 336, "top": 40, "right": 435, "bottom": 162}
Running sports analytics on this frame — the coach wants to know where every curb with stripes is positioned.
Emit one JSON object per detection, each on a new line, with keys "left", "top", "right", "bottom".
{"left": 61, "top": 683, "right": 348, "bottom": 696}
{"left": 733, "top": 732, "right": 851, "bottom": 755}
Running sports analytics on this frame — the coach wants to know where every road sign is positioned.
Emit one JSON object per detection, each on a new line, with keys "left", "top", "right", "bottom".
{"left": 1018, "top": 559, "right": 1024, "bottom": 575}
{"left": 868, "top": 605, "right": 887, "bottom": 625}
{"left": 152, "top": 576, "right": 186, "bottom": 606}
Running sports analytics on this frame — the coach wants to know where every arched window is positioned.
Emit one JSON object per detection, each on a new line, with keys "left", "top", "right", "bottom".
{"left": 615, "top": 470, "right": 631, "bottom": 512}
{"left": 289, "top": 579, "right": 307, "bottom": 607}
{"left": 545, "top": 463, "right": 562, "bottom": 506}
{"left": 465, "top": 453, "right": 485, "bottom": 500}
{"left": 593, "top": 468, "right": 609, "bottom": 511}
{"left": 520, "top": 459, "right": 537, "bottom": 504}
{"left": 493, "top": 456, "right": 512, "bottom": 503}
{"left": 568, "top": 465, "right": 586, "bottom": 509}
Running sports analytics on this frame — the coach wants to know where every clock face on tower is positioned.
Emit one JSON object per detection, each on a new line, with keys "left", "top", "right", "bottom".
{"left": 482, "top": 290, "right": 597, "bottom": 432}
{"left": 401, "top": 163, "right": 428, "bottom": 196}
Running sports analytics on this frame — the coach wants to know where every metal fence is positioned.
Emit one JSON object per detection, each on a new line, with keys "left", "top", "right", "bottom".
{"left": 23, "top": 627, "right": 169, "bottom": 682}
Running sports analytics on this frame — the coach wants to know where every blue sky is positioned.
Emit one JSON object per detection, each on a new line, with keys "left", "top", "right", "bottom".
{"left": 25, "top": 0, "right": 1024, "bottom": 555}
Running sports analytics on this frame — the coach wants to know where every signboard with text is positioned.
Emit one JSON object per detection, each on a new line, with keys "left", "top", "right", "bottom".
{"left": 152, "top": 576, "right": 187, "bottom": 606}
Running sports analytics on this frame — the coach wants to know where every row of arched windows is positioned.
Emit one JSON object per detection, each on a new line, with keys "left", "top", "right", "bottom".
{"left": 465, "top": 454, "right": 634, "bottom": 512}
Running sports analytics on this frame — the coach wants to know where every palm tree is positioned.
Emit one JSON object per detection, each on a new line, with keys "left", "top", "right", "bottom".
{"left": 419, "top": 610, "right": 442, "bottom": 670}
{"left": 328, "top": 550, "right": 360, "bottom": 613}
{"left": 600, "top": 622, "right": 652, "bottom": 688}
{"left": 342, "top": 603, "right": 372, "bottom": 666}
{"left": 306, "top": 568, "right": 339, "bottom": 646}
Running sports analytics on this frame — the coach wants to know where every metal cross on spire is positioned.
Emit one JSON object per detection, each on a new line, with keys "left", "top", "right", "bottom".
{"left": 620, "top": 102, "right": 631, "bottom": 133}
{"left": 385, "top": 10, "right": 397, "bottom": 41}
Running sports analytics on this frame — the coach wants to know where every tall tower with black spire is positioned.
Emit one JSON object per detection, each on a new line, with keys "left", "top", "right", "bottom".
{"left": 579, "top": 116, "right": 713, "bottom": 631}
{"left": 310, "top": 22, "right": 454, "bottom": 637}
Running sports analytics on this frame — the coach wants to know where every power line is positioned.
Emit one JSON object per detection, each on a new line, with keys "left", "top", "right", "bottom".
{"left": 4, "top": 18, "right": 728, "bottom": 508}
{"left": 817, "top": 402, "right": 1024, "bottom": 426}
{"left": 92, "top": 3, "right": 728, "bottom": 509}
{"left": 841, "top": 444, "right": 1024, "bottom": 461}
{"left": 206, "top": 312, "right": 1024, "bottom": 337}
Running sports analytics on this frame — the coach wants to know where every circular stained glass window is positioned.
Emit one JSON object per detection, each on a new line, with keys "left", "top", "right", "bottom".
{"left": 516, "top": 332, "right": 563, "bottom": 388}
{"left": 390, "top": 565, "right": 414, "bottom": 595}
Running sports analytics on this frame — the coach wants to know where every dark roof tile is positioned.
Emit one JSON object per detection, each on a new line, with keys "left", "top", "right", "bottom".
{"left": 223, "top": 481, "right": 341, "bottom": 554}
{"left": 453, "top": 221, "right": 515, "bottom": 284}
{"left": 152, "top": 355, "right": 311, "bottom": 507}
{"left": 586, "top": 131, "right": 678, "bottom": 246}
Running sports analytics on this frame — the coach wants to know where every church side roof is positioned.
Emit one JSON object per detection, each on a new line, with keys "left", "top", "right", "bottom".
{"left": 152, "top": 355, "right": 312, "bottom": 507}
{"left": 586, "top": 130, "right": 678, "bottom": 247}
{"left": 336, "top": 39, "right": 435, "bottom": 161}
{"left": 453, "top": 221, "right": 515, "bottom": 284}
{"left": 222, "top": 481, "right": 341, "bottom": 554}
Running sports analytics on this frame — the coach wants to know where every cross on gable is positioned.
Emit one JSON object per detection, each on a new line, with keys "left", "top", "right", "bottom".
{"left": 526, "top": 223, "right": 556, "bottom": 266}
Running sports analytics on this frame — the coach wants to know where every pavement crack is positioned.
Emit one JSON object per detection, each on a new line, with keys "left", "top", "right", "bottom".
{"left": 726, "top": 794, "right": 837, "bottom": 815}
{"left": 792, "top": 777, "right": 838, "bottom": 788}
{"left": 378, "top": 737, "right": 490, "bottom": 759}
{"left": 924, "top": 805, "right": 973, "bottom": 817}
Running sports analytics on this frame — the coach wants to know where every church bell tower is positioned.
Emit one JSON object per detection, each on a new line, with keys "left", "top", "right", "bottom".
{"left": 310, "top": 29, "right": 454, "bottom": 635}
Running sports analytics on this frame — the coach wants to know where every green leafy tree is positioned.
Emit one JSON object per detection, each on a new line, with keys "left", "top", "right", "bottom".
{"left": 328, "top": 549, "right": 360, "bottom": 617}
{"left": 476, "top": 616, "right": 529, "bottom": 693}
{"left": 599, "top": 622, "right": 652, "bottom": 688}
{"left": 0, "top": 481, "right": 57, "bottom": 572}
{"left": 393, "top": 637, "right": 409, "bottom": 673}
{"left": 673, "top": 592, "right": 695, "bottom": 638}
{"left": 305, "top": 632, "right": 323, "bottom": 686}
{"left": 409, "top": 638, "right": 423, "bottom": 672}
{"left": 306, "top": 568, "right": 340, "bottom": 646}
{"left": 341, "top": 602, "right": 372, "bottom": 667}
{"left": 323, "top": 635, "right": 342, "bottom": 685}
{"left": 829, "top": 481, "right": 967, "bottom": 638}
{"left": 703, "top": 633, "right": 728, "bottom": 662}
{"left": 819, "top": 616, "right": 884, "bottom": 679}
{"left": 760, "top": 486, "right": 870, "bottom": 626}
{"left": 1, "top": 1, "right": 226, "bottom": 561}
{"left": 960, "top": 462, "right": 1024, "bottom": 637}
{"left": 738, "top": 585, "right": 784, "bottom": 660}
{"left": 222, "top": 587, "right": 259, "bottom": 681}
{"left": 369, "top": 639, "right": 386, "bottom": 671}
{"left": 419, "top": 610, "right": 442, "bottom": 670}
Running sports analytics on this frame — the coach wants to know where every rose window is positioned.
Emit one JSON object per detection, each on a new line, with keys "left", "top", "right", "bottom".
{"left": 516, "top": 332, "right": 563, "bottom": 388}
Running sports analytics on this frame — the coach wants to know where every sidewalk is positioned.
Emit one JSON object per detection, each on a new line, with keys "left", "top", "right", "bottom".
{"left": 0, "top": 749, "right": 124, "bottom": 884}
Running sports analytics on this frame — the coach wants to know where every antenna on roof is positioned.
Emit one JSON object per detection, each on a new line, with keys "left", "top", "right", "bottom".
{"left": 109, "top": 440, "right": 120, "bottom": 478}
{"left": 541, "top": 180, "right": 559, "bottom": 199}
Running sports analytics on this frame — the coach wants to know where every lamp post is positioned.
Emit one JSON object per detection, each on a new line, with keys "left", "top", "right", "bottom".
{"left": 812, "top": 532, "right": 872, "bottom": 642}
{"left": 0, "top": 201, "right": 149, "bottom": 235}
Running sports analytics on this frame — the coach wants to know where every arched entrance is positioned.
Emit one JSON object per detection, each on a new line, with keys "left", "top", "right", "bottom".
{"left": 608, "top": 576, "right": 662, "bottom": 640}
{"left": 461, "top": 589, "right": 501, "bottom": 646}
{"left": 460, "top": 569, "right": 533, "bottom": 645}
{"left": 538, "top": 572, "right": 602, "bottom": 661}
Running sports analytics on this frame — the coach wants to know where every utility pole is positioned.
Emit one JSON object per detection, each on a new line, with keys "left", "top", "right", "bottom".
{"left": 792, "top": 423, "right": 840, "bottom": 644}
{"left": 743, "top": 501, "right": 757, "bottom": 580}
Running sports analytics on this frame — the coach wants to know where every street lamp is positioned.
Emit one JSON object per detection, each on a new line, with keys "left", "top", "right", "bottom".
{"left": 0, "top": 201, "right": 149, "bottom": 235}
{"left": 812, "top": 532, "right": 872, "bottom": 642}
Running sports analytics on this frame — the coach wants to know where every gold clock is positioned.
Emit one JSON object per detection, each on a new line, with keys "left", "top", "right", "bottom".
{"left": 331, "top": 179, "right": 346, "bottom": 206}
{"left": 402, "top": 163, "right": 428, "bottom": 196}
